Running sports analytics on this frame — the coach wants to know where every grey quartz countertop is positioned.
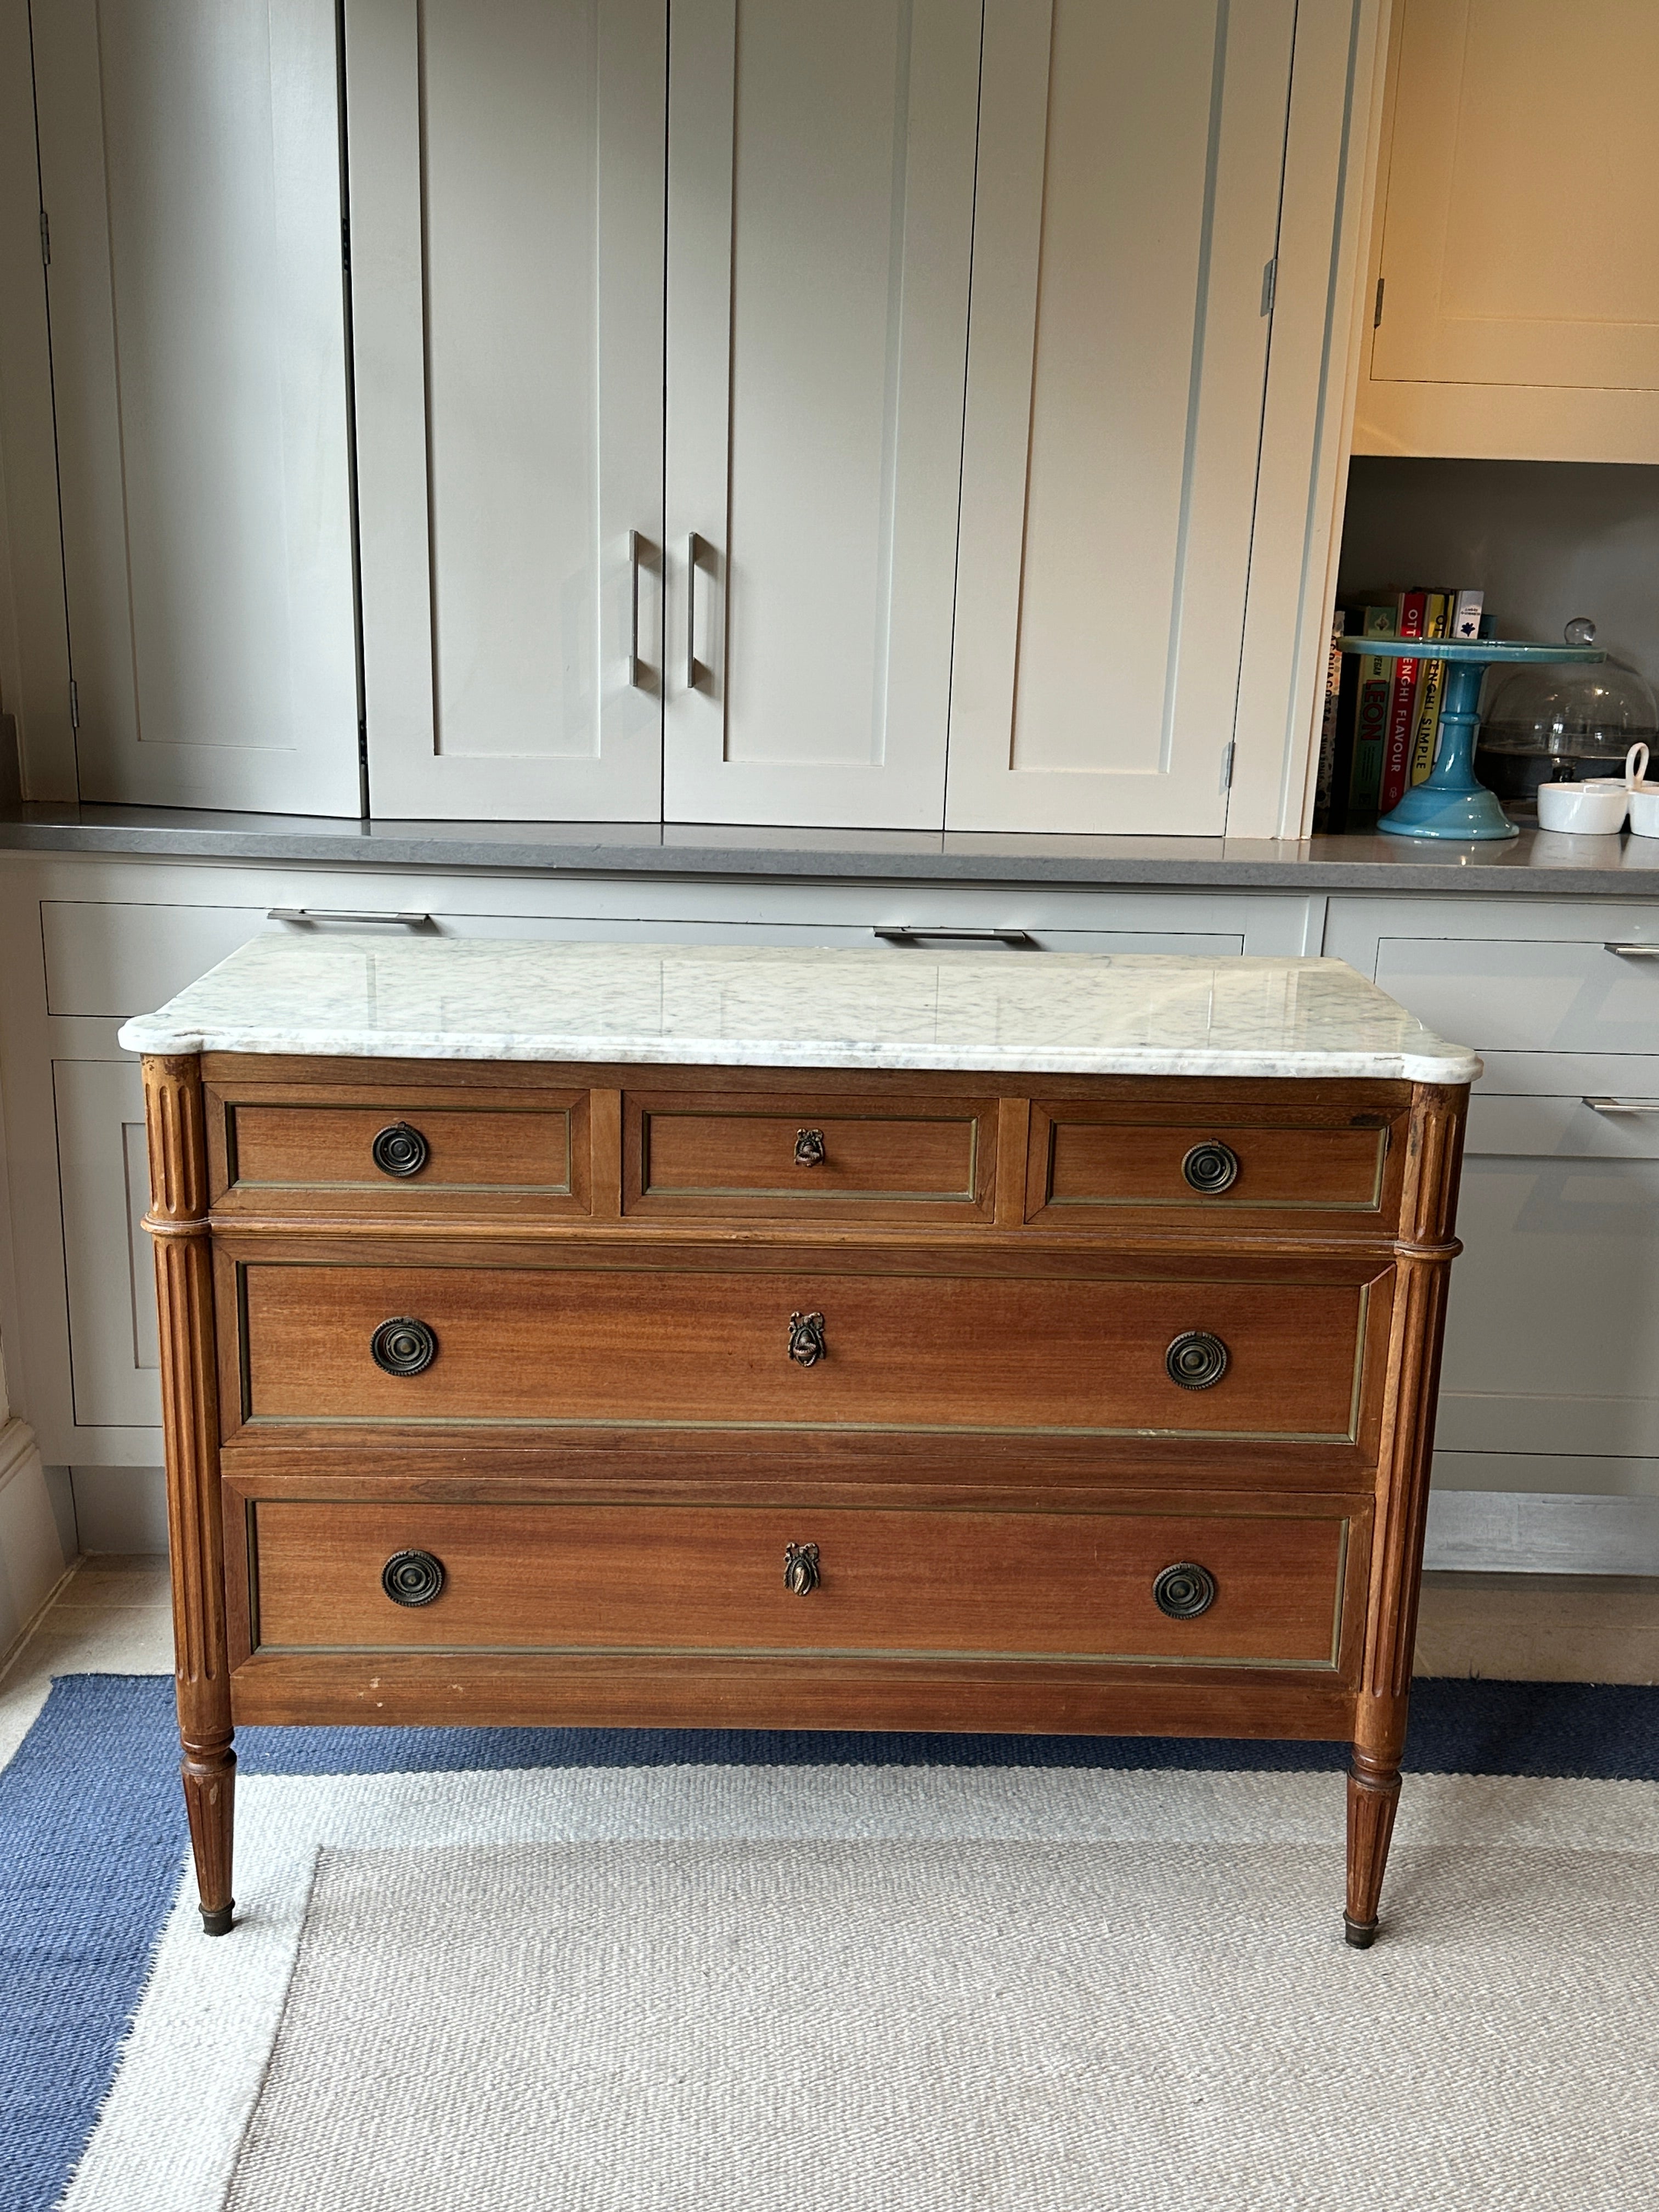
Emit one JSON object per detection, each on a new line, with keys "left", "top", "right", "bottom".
{"left": 6, "top": 803, "right": 1659, "bottom": 896}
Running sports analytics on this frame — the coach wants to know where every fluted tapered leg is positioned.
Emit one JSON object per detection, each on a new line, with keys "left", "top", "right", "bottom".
{"left": 143, "top": 1054, "right": 235, "bottom": 1934}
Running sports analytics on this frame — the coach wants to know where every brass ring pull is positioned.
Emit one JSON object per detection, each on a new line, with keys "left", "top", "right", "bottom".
{"left": 382, "top": 1549, "right": 446, "bottom": 1606}
{"left": 1181, "top": 1139, "right": 1239, "bottom": 1194}
{"left": 1166, "top": 1330, "right": 1228, "bottom": 1390}
{"left": 1153, "top": 1562, "right": 1215, "bottom": 1620}
{"left": 371, "top": 1121, "right": 429, "bottom": 1177}
{"left": 794, "top": 1127, "right": 827, "bottom": 1168}
{"left": 787, "top": 1311, "right": 826, "bottom": 1366}
{"left": 784, "top": 1541, "right": 821, "bottom": 1595}
{"left": 371, "top": 1317, "right": 438, "bottom": 1376}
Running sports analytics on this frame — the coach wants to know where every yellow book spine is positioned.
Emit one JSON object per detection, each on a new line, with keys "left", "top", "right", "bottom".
{"left": 1409, "top": 594, "right": 1450, "bottom": 783}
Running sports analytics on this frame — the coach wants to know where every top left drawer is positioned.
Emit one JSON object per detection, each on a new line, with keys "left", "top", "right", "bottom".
{"left": 205, "top": 1076, "right": 590, "bottom": 1220}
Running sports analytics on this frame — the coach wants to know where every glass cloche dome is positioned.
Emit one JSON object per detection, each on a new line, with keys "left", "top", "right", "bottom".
{"left": 1477, "top": 621, "right": 1656, "bottom": 807}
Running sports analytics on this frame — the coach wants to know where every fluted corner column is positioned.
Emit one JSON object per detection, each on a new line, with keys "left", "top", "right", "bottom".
{"left": 141, "top": 1053, "right": 235, "bottom": 1935}
{"left": 1346, "top": 1081, "right": 1468, "bottom": 1949}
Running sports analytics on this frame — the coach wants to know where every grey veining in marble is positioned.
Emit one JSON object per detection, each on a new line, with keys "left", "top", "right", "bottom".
{"left": 7, "top": 802, "right": 1659, "bottom": 896}
{"left": 117, "top": 937, "right": 1480, "bottom": 1082}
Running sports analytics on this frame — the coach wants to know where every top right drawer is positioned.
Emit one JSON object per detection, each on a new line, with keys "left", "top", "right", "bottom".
{"left": 1023, "top": 1084, "right": 1411, "bottom": 1231}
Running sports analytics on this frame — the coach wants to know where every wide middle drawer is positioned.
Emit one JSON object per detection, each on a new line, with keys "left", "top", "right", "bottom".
{"left": 231, "top": 1261, "right": 1379, "bottom": 1441}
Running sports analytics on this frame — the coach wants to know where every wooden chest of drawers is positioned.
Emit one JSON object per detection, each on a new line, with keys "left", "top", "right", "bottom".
{"left": 124, "top": 942, "right": 1473, "bottom": 1948}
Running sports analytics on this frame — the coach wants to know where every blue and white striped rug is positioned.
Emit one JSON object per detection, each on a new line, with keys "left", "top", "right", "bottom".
{"left": 6, "top": 1677, "right": 1659, "bottom": 2212}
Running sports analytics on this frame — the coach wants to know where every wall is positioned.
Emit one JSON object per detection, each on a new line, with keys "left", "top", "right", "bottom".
{"left": 1338, "top": 456, "right": 1659, "bottom": 695}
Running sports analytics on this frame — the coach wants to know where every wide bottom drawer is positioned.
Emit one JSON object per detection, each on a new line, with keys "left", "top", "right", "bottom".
{"left": 242, "top": 1501, "right": 1357, "bottom": 1671}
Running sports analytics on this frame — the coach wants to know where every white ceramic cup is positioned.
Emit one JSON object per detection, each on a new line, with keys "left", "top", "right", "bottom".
{"left": 1537, "top": 780, "right": 1629, "bottom": 834}
{"left": 1629, "top": 783, "right": 1659, "bottom": 839}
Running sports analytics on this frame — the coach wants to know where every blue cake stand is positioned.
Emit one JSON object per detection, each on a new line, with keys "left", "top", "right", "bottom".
{"left": 1336, "top": 635, "right": 1605, "bottom": 841}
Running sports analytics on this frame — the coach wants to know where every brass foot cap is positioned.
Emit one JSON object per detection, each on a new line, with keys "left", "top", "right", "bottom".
{"left": 1343, "top": 1914, "right": 1378, "bottom": 1950}
{"left": 201, "top": 1903, "right": 235, "bottom": 1937}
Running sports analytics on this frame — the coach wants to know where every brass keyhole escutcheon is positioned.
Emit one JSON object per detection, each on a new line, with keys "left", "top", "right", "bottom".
{"left": 787, "top": 1311, "right": 827, "bottom": 1366}
{"left": 794, "top": 1127, "right": 827, "bottom": 1168}
{"left": 784, "top": 1542, "right": 821, "bottom": 1595}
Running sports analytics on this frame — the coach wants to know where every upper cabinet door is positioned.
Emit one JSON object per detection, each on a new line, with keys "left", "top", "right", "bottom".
{"left": 1355, "top": 0, "right": 1659, "bottom": 462}
{"left": 32, "top": 0, "right": 361, "bottom": 813}
{"left": 347, "top": 0, "right": 667, "bottom": 821}
{"left": 944, "top": 0, "right": 1295, "bottom": 836}
{"left": 663, "top": 0, "right": 980, "bottom": 831}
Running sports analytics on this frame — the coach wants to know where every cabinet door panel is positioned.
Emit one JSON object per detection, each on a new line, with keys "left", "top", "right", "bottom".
{"left": 664, "top": 0, "right": 980, "bottom": 829}
{"left": 945, "top": 0, "right": 1294, "bottom": 834}
{"left": 1374, "top": 0, "right": 1659, "bottom": 394}
{"left": 31, "top": 0, "right": 359, "bottom": 811}
{"left": 348, "top": 0, "right": 666, "bottom": 819}
{"left": 52, "top": 1060, "right": 162, "bottom": 1429}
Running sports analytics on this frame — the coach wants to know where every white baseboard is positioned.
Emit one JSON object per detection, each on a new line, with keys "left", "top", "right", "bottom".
{"left": 70, "top": 1465, "right": 170, "bottom": 1554}
{"left": 1424, "top": 1491, "right": 1659, "bottom": 1576}
{"left": 0, "top": 1419, "right": 76, "bottom": 1665}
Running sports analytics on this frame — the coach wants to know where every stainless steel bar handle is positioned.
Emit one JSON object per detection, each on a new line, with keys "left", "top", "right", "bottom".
{"left": 686, "top": 532, "right": 702, "bottom": 692}
{"left": 872, "top": 926, "right": 1034, "bottom": 946}
{"left": 268, "top": 909, "right": 432, "bottom": 927}
{"left": 628, "top": 529, "right": 645, "bottom": 689}
{"left": 1605, "top": 943, "right": 1659, "bottom": 957}
{"left": 1583, "top": 1097, "right": 1659, "bottom": 1114}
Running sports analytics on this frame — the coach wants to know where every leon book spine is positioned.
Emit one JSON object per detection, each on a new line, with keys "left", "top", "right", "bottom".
{"left": 1379, "top": 590, "right": 1426, "bottom": 812}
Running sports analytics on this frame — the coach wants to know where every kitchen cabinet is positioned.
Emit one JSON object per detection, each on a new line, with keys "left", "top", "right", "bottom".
{"left": 30, "top": 0, "right": 361, "bottom": 812}
{"left": 1324, "top": 894, "right": 1659, "bottom": 1513}
{"left": 1355, "top": 0, "right": 1659, "bottom": 463}
{"left": 944, "top": 0, "right": 1295, "bottom": 834}
{"left": 347, "top": 0, "right": 667, "bottom": 820}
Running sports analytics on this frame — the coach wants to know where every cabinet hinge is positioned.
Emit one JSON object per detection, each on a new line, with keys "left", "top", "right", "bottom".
{"left": 69, "top": 678, "right": 80, "bottom": 730}
{"left": 1218, "top": 740, "right": 1234, "bottom": 795}
{"left": 1373, "top": 276, "right": 1385, "bottom": 330}
{"left": 1259, "top": 256, "right": 1276, "bottom": 318}
{"left": 340, "top": 213, "right": 351, "bottom": 275}
{"left": 39, "top": 208, "right": 50, "bottom": 266}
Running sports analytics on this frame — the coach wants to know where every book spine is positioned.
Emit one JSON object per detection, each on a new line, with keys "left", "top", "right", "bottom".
{"left": 1347, "top": 606, "right": 1395, "bottom": 817}
{"left": 1312, "top": 613, "right": 1347, "bottom": 831}
{"left": 1379, "top": 591, "right": 1426, "bottom": 811}
{"left": 1451, "top": 587, "right": 1484, "bottom": 641}
{"left": 1409, "top": 592, "right": 1449, "bottom": 784}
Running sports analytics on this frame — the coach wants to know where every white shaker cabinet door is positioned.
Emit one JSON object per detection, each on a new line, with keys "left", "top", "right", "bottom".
{"left": 945, "top": 0, "right": 1295, "bottom": 836}
{"left": 31, "top": 0, "right": 361, "bottom": 812}
{"left": 347, "top": 0, "right": 667, "bottom": 820}
{"left": 663, "top": 0, "right": 980, "bottom": 830}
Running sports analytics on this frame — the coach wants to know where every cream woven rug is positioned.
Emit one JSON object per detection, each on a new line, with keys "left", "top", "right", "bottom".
{"left": 61, "top": 1767, "right": 1659, "bottom": 2211}
{"left": 239, "top": 1835, "right": 1654, "bottom": 2212}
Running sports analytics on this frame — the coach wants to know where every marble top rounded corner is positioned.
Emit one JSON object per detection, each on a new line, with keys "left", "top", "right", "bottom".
{"left": 114, "top": 939, "right": 1481, "bottom": 1087}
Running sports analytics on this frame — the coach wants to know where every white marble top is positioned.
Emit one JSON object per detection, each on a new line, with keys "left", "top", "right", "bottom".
{"left": 116, "top": 937, "right": 1479, "bottom": 1084}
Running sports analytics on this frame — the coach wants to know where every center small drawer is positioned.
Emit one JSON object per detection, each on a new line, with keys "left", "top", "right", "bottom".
{"left": 623, "top": 1087, "right": 996, "bottom": 1222}
{"left": 241, "top": 1499, "right": 1357, "bottom": 1672}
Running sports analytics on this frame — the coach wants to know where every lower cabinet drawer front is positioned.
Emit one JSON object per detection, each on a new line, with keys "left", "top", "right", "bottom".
{"left": 247, "top": 1502, "right": 1353, "bottom": 1667}
{"left": 238, "top": 1265, "right": 1373, "bottom": 1440}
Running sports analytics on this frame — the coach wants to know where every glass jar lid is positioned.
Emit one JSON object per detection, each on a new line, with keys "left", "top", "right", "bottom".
{"left": 1482, "top": 657, "right": 1657, "bottom": 759}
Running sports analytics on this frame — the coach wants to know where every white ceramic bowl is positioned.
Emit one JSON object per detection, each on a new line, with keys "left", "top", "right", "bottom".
{"left": 1628, "top": 783, "right": 1659, "bottom": 839}
{"left": 1537, "top": 781, "right": 1629, "bottom": 834}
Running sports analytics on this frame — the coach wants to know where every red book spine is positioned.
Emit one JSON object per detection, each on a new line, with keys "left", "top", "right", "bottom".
{"left": 1379, "top": 592, "right": 1427, "bottom": 811}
